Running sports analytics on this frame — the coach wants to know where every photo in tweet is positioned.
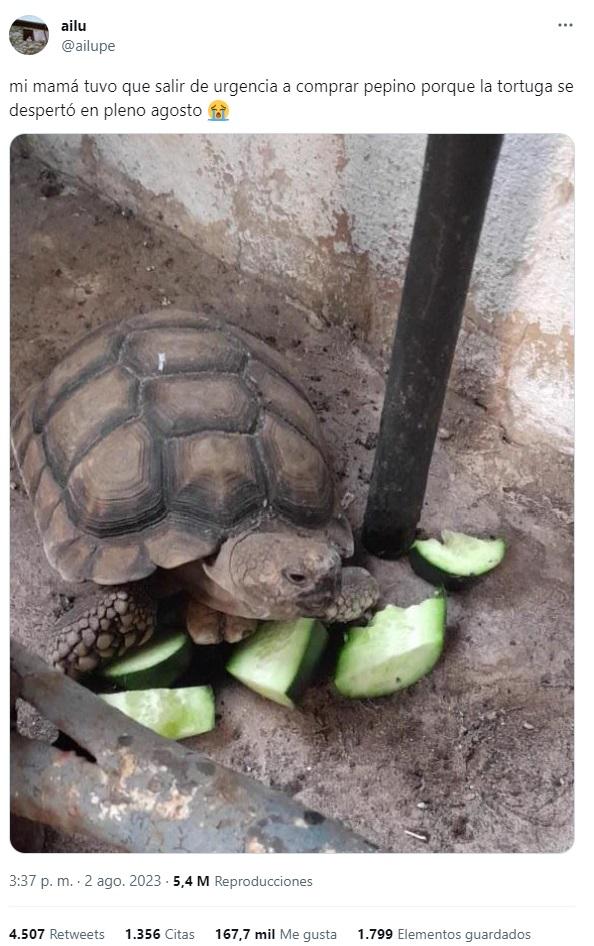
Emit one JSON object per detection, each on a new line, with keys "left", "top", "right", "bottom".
{"left": 10, "top": 132, "right": 573, "bottom": 856}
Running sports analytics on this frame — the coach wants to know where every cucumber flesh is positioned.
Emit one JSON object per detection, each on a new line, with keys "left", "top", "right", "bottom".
{"left": 97, "top": 628, "right": 193, "bottom": 690}
{"left": 226, "top": 618, "right": 328, "bottom": 708}
{"left": 101, "top": 686, "right": 215, "bottom": 739}
{"left": 409, "top": 531, "right": 505, "bottom": 589}
{"left": 334, "top": 596, "right": 446, "bottom": 699}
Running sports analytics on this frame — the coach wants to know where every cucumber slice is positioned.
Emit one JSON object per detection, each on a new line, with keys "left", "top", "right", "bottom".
{"left": 101, "top": 686, "right": 215, "bottom": 739}
{"left": 334, "top": 596, "right": 446, "bottom": 699}
{"left": 97, "top": 629, "right": 193, "bottom": 690}
{"left": 409, "top": 531, "right": 506, "bottom": 589}
{"left": 226, "top": 618, "right": 328, "bottom": 708}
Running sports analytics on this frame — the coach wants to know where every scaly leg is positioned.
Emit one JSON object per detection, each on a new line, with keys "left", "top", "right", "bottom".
{"left": 50, "top": 584, "right": 157, "bottom": 676}
{"left": 186, "top": 597, "right": 258, "bottom": 644}
{"left": 322, "top": 567, "right": 380, "bottom": 623}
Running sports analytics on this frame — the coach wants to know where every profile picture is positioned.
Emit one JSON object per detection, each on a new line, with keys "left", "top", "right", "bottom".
{"left": 9, "top": 14, "right": 48, "bottom": 54}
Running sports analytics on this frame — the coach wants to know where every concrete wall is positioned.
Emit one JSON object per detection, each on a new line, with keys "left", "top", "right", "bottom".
{"left": 27, "top": 134, "right": 574, "bottom": 454}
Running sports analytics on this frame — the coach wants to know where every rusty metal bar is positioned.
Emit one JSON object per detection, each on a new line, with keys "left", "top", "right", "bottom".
{"left": 11, "top": 642, "right": 376, "bottom": 853}
{"left": 363, "top": 134, "right": 503, "bottom": 557}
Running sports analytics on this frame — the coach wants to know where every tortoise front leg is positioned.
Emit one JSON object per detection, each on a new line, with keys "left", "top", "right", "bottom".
{"left": 51, "top": 584, "right": 157, "bottom": 677}
{"left": 322, "top": 567, "right": 380, "bottom": 623}
{"left": 186, "top": 597, "right": 257, "bottom": 644}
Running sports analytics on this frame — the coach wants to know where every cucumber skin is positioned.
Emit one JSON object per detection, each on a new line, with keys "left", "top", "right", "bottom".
{"left": 285, "top": 623, "right": 328, "bottom": 705}
{"left": 97, "top": 634, "right": 193, "bottom": 691}
{"left": 408, "top": 546, "right": 472, "bottom": 590}
{"left": 226, "top": 619, "right": 328, "bottom": 708}
{"left": 408, "top": 543, "right": 505, "bottom": 591}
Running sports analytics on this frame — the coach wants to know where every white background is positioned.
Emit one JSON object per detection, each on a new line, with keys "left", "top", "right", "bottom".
{"left": 2, "top": 2, "right": 590, "bottom": 942}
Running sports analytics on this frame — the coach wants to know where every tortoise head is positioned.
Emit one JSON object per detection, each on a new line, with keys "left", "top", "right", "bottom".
{"left": 203, "top": 532, "right": 342, "bottom": 620}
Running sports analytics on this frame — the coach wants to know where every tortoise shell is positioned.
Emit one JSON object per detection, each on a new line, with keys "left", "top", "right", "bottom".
{"left": 12, "top": 310, "right": 349, "bottom": 585}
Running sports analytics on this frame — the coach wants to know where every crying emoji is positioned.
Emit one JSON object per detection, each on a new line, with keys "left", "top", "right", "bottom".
{"left": 208, "top": 100, "right": 229, "bottom": 121}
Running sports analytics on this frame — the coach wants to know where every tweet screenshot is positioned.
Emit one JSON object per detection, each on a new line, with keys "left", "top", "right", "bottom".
{"left": 4, "top": 0, "right": 588, "bottom": 942}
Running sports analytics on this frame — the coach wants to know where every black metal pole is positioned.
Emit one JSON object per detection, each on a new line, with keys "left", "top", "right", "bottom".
{"left": 362, "top": 134, "right": 503, "bottom": 558}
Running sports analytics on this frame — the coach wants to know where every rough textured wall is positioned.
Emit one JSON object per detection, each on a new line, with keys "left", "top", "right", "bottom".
{"left": 25, "top": 134, "right": 574, "bottom": 453}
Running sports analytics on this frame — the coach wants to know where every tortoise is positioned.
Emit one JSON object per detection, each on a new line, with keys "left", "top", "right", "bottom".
{"left": 11, "top": 310, "right": 379, "bottom": 676}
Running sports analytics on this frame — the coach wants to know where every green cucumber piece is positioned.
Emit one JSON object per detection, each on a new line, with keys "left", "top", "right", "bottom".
{"left": 226, "top": 618, "right": 328, "bottom": 708}
{"left": 101, "top": 686, "right": 215, "bottom": 739}
{"left": 97, "top": 628, "right": 193, "bottom": 690}
{"left": 334, "top": 596, "right": 446, "bottom": 699}
{"left": 409, "top": 531, "right": 506, "bottom": 589}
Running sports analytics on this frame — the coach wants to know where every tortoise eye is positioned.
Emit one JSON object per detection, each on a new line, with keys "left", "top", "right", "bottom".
{"left": 285, "top": 570, "right": 306, "bottom": 585}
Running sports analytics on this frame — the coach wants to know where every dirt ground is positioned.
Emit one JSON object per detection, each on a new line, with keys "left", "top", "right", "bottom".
{"left": 10, "top": 147, "right": 574, "bottom": 854}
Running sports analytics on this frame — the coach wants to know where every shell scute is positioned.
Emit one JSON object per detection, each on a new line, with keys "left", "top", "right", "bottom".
{"left": 166, "top": 432, "right": 264, "bottom": 529}
{"left": 122, "top": 308, "right": 212, "bottom": 332}
{"left": 144, "top": 375, "right": 257, "bottom": 436}
{"left": 229, "top": 324, "right": 308, "bottom": 395}
{"left": 246, "top": 359, "right": 323, "bottom": 449}
{"left": 36, "top": 324, "right": 122, "bottom": 421}
{"left": 67, "top": 419, "right": 162, "bottom": 536}
{"left": 33, "top": 468, "right": 62, "bottom": 532}
{"left": 44, "top": 366, "right": 138, "bottom": 480}
{"left": 20, "top": 435, "right": 46, "bottom": 498}
{"left": 53, "top": 535, "right": 97, "bottom": 582}
{"left": 91, "top": 543, "right": 152, "bottom": 585}
{"left": 11, "top": 386, "right": 38, "bottom": 464}
{"left": 43, "top": 500, "right": 80, "bottom": 561}
{"left": 259, "top": 414, "right": 333, "bottom": 526}
{"left": 143, "top": 523, "right": 219, "bottom": 570}
{"left": 122, "top": 327, "right": 245, "bottom": 376}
